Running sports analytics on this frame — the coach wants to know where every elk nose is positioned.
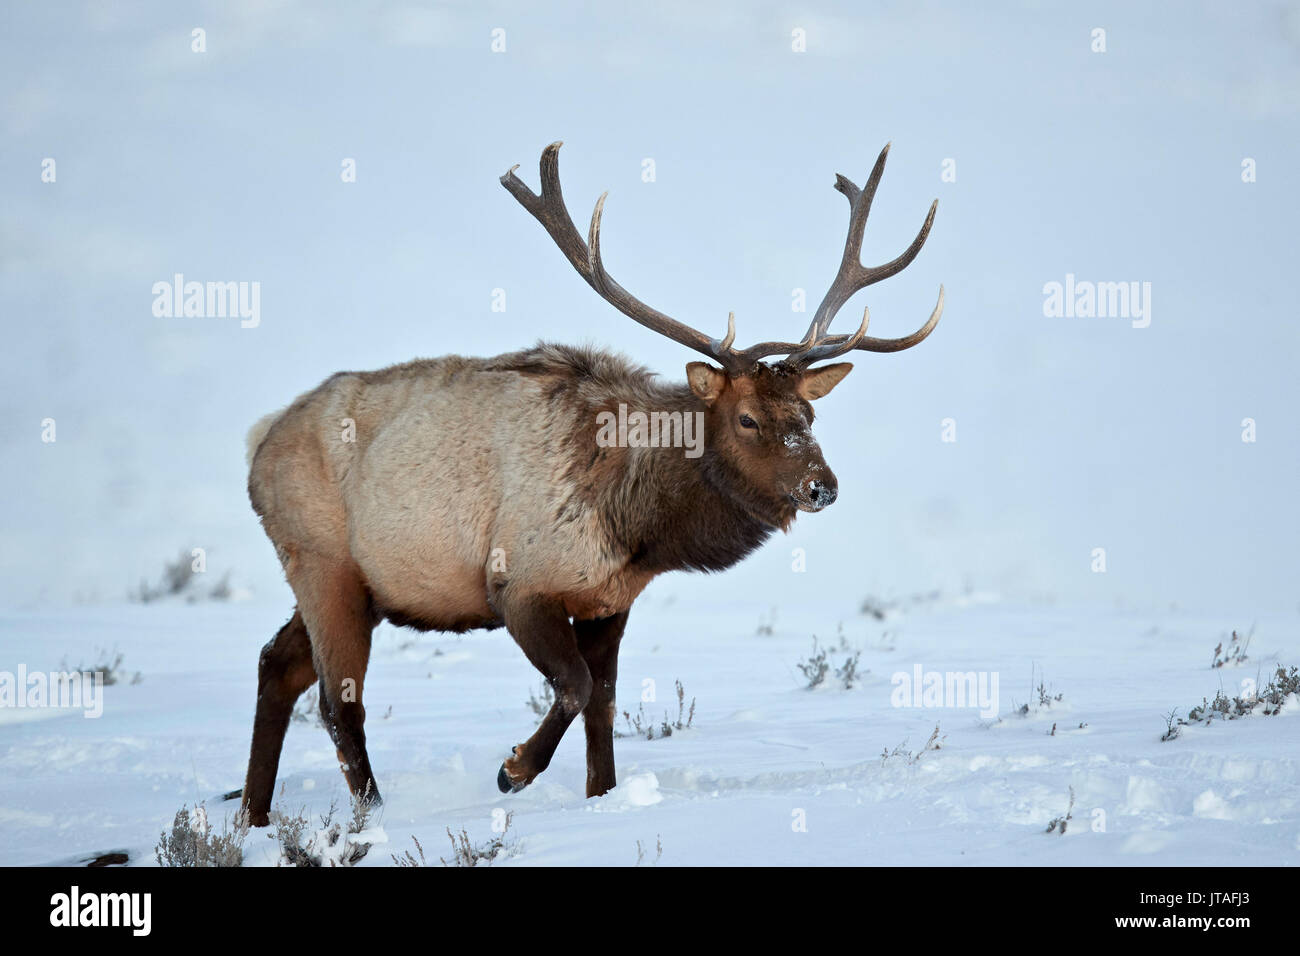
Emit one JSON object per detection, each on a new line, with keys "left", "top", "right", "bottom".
{"left": 804, "top": 477, "right": 838, "bottom": 511}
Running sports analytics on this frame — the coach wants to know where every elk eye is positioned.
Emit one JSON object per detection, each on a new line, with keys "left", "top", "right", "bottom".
{"left": 739, "top": 414, "right": 758, "bottom": 429}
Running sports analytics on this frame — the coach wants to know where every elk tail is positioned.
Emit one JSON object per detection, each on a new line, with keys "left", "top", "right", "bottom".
{"left": 245, "top": 409, "right": 285, "bottom": 468}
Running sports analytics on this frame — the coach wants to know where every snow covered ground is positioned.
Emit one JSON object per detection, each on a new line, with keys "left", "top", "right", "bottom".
{"left": 2, "top": 588, "right": 1297, "bottom": 867}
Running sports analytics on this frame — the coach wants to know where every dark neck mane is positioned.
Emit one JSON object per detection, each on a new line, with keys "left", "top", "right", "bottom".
{"left": 498, "top": 342, "right": 781, "bottom": 576}
{"left": 594, "top": 387, "right": 776, "bottom": 575}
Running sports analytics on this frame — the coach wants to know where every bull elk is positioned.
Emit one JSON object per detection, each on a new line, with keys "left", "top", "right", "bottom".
{"left": 239, "top": 141, "right": 943, "bottom": 826}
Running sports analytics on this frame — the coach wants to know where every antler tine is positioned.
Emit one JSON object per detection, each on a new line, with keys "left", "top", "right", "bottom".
{"left": 503, "top": 142, "right": 742, "bottom": 369}
{"left": 793, "top": 306, "right": 872, "bottom": 366}
{"left": 789, "top": 143, "right": 942, "bottom": 365}
{"left": 800, "top": 142, "right": 892, "bottom": 343}
{"left": 716, "top": 311, "right": 737, "bottom": 352}
{"left": 792, "top": 285, "right": 944, "bottom": 366}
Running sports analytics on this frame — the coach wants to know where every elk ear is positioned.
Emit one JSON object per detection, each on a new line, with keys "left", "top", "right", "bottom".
{"left": 797, "top": 362, "right": 853, "bottom": 401}
{"left": 686, "top": 362, "right": 727, "bottom": 405}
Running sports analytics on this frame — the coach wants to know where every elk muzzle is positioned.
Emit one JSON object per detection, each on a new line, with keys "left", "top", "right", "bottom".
{"left": 793, "top": 472, "right": 838, "bottom": 512}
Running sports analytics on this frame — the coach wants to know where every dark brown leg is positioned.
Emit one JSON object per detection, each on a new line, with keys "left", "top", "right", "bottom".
{"left": 498, "top": 595, "right": 592, "bottom": 792}
{"left": 242, "top": 610, "right": 316, "bottom": 827}
{"left": 575, "top": 611, "right": 628, "bottom": 797}
{"left": 295, "top": 557, "right": 382, "bottom": 809}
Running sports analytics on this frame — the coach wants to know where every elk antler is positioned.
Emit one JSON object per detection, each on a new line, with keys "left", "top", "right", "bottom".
{"left": 785, "top": 142, "right": 944, "bottom": 367}
{"left": 501, "top": 142, "right": 739, "bottom": 366}
{"left": 501, "top": 141, "right": 943, "bottom": 373}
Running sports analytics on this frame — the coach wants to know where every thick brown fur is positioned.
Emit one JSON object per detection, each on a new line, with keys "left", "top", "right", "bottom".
{"left": 239, "top": 343, "right": 850, "bottom": 824}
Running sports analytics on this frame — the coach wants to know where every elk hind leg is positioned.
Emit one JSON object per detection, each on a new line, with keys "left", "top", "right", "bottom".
{"left": 296, "top": 557, "right": 382, "bottom": 809}
{"left": 242, "top": 610, "right": 316, "bottom": 827}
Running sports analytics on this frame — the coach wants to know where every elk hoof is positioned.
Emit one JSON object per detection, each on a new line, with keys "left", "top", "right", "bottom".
{"left": 497, "top": 746, "right": 529, "bottom": 794}
{"left": 497, "top": 763, "right": 522, "bottom": 793}
{"left": 244, "top": 809, "right": 271, "bottom": 828}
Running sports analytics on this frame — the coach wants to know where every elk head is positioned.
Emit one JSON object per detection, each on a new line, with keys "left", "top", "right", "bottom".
{"left": 502, "top": 142, "right": 944, "bottom": 529}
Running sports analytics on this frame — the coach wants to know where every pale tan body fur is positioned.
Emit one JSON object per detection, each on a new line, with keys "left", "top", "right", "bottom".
{"left": 249, "top": 351, "right": 657, "bottom": 632}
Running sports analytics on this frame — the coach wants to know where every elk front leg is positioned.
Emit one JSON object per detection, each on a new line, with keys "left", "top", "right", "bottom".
{"left": 575, "top": 611, "right": 627, "bottom": 797}
{"left": 498, "top": 595, "right": 592, "bottom": 793}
